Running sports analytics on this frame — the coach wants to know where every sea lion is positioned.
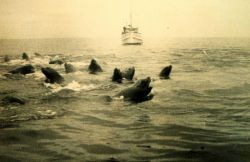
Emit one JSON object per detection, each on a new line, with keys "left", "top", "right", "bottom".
{"left": 64, "top": 63, "right": 76, "bottom": 73}
{"left": 116, "top": 77, "right": 153, "bottom": 102}
{"left": 49, "top": 59, "right": 64, "bottom": 65}
{"left": 41, "top": 67, "right": 64, "bottom": 84}
{"left": 9, "top": 64, "right": 35, "bottom": 75}
{"left": 34, "top": 52, "right": 41, "bottom": 56}
{"left": 112, "top": 68, "right": 123, "bottom": 83}
{"left": 122, "top": 67, "right": 135, "bottom": 80}
{"left": 88, "top": 59, "right": 103, "bottom": 74}
{"left": 4, "top": 55, "right": 10, "bottom": 62}
{"left": 160, "top": 65, "right": 172, "bottom": 79}
{"left": 22, "top": 52, "right": 29, "bottom": 61}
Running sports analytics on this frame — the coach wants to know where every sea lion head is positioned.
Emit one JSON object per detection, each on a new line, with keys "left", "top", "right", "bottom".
{"left": 134, "top": 77, "right": 151, "bottom": 89}
{"left": 112, "top": 68, "right": 123, "bottom": 83}
{"left": 41, "top": 67, "right": 64, "bottom": 84}
{"left": 160, "top": 65, "right": 172, "bottom": 79}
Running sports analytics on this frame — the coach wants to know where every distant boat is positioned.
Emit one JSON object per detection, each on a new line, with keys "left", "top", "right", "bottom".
{"left": 121, "top": 24, "right": 143, "bottom": 45}
{"left": 121, "top": 4, "right": 143, "bottom": 45}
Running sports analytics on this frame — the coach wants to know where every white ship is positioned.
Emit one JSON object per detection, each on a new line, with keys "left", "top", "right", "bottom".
{"left": 122, "top": 0, "right": 143, "bottom": 45}
{"left": 122, "top": 24, "right": 143, "bottom": 45}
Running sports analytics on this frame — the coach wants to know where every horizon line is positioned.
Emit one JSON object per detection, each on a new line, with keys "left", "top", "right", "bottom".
{"left": 1, "top": 36, "right": 250, "bottom": 40}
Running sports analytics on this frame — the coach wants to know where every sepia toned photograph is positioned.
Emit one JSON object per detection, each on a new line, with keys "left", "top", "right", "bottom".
{"left": 0, "top": 0, "right": 250, "bottom": 161}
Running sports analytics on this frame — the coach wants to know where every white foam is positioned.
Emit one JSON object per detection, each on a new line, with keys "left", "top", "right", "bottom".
{"left": 31, "top": 71, "right": 45, "bottom": 80}
{"left": 6, "top": 57, "right": 49, "bottom": 67}
{"left": 71, "top": 71, "right": 85, "bottom": 75}
{"left": 30, "top": 57, "right": 49, "bottom": 66}
{"left": 43, "top": 82, "right": 61, "bottom": 90}
{"left": 37, "top": 110, "right": 57, "bottom": 116}
{"left": 65, "top": 80, "right": 96, "bottom": 91}
{"left": 9, "top": 59, "right": 26, "bottom": 65}
{"left": 71, "top": 62, "right": 89, "bottom": 68}
{"left": 44, "top": 80, "right": 97, "bottom": 93}
{"left": 113, "top": 96, "right": 124, "bottom": 100}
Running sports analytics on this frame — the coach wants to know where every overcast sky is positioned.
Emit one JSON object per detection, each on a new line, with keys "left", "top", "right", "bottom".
{"left": 0, "top": 0, "right": 250, "bottom": 39}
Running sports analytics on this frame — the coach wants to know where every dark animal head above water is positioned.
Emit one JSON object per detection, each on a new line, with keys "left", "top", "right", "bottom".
{"left": 122, "top": 67, "right": 135, "bottom": 80}
{"left": 64, "top": 63, "right": 76, "bottom": 73}
{"left": 4, "top": 55, "right": 10, "bottom": 62}
{"left": 112, "top": 68, "right": 123, "bottom": 83}
{"left": 160, "top": 65, "right": 172, "bottom": 79}
{"left": 41, "top": 67, "right": 64, "bottom": 84}
{"left": 134, "top": 77, "right": 151, "bottom": 89}
{"left": 117, "top": 77, "right": 153, "bottom": 102}
{"left": 88, "top": 59, "right": 103, "bottom": 74}
{"left": 22, "top": 52, "right": 29, "bottom": 61}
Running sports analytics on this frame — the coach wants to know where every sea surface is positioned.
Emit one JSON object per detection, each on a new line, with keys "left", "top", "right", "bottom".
{"left": 0, "top": 37, "right": 250, "bottom": 162}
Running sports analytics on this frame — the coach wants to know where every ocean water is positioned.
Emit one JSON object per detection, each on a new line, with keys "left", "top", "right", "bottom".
{"left": 0, "top": 37, "right": 250, "bottom": 162}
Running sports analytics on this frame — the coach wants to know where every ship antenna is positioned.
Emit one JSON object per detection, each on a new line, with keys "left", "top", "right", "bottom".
{"left": 129, "top": 0, "right": 132, "bottom": 26}
{"left": 130, "top": 13, "right": 132, "bottom": 26}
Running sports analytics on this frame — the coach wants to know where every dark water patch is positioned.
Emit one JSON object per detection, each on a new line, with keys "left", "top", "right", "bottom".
{"left": 102, "top": 157, "right": 122, "bottom": 162}
{"left": 1, "top": 95, "right": 26, "bottom": 105}
{"left": 170, "top": 89, "right": 219, "bottom": 104}
{"left": 46, "top": 153, "right": 73, "bottom": 161}
{"left": 171, "top": 48, "right": 204, "bottom": 55}
{"left": 172, "top": 89, "right": 204, "bottom": 98}
{"left": 0, "top": 128, "right": 68, "bottom": 145}
{"left": 223, "top": 96, "right": 250, "bottom": 102}
{"left": 126, "top": 125, "right": 154, "bottom": 132}
{"left": 123, "top": 124, "right": 234, "bottom": 145}
{"left": 126, "top": 111, "right": 154, "bottom": 127}
{"left": 0, "top": 155, "right": 21, "bottom": 162}
{"left": 123, "top": 124, "right": 250, "bottom": 161}
{"left": 171, "top": 47, "right": 250, "bottom": 71}
{"left": 55, "top": 124, "right": 82, "bottom": 131}
{"left": 169, "top": 86, "right": 250, "bottom": 108}
{"left": 201, "top": 49, "right": 250, "bottom": 68}
{"left": 0, "top": 122, "right": 19, "bottom": 129}
{"left": 204, "top": 57, "right": 250, "bottom": 68}
{"left": 136, "top": 114, "right": 151, "bottom": 123}
{"left": 137, "top": 145, "right": 151, "bottom": 148}
{"left": 134, "top": 147, "right": 246, "bottom": 162}
{"left": 0, "top": 90, "right": 17, "bottom": 95}
{"left": 204, "top": 84, "right": 250, "bottom": 97}
{"left": 79, "top": 115, "right": 128, "bottom": 128}
{"left": 125, "top": 115, "right": 154, "bottom": 132}
{"left": 211, "top": 111, "right": 250, "bottom": 124}
{"left": 79, "top": 144, "right": 127, "bottom": 154}
{"left": 0, "top": 128, "right": 72, "bottom": 161}
{"left": 0, "top": 75, "right": 49, "bottom": 102}
{"left": 90, "top": 110, "right": 129, "bottom": 118}
{"left": 155, "top": 124, "right": 232, "bottom": 142}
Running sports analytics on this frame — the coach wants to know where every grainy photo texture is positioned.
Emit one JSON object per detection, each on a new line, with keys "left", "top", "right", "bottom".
{"left": 0, "top": 0, "right": 250, "bottom": 161}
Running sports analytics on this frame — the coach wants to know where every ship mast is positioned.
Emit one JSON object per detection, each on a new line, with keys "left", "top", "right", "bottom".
{"left": 129, "top": 0, "right": 132, "bottom": 26}
{"left": 130, "top": 13, "right": 132, "bottom": 26}
{"left": 121, "top": 0, "right": 143, "bottom": 45}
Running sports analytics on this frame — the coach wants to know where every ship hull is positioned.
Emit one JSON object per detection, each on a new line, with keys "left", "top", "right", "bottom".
{"left": 122, "top": 32, "right": 143, "bottom": 45}
{"left": 123, "top": 42, "right": 142, "bottom": 45}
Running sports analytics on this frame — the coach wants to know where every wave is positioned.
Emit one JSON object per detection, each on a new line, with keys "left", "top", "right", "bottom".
{"left": 43, "top": 80, "right": 97, "bottom": 93}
